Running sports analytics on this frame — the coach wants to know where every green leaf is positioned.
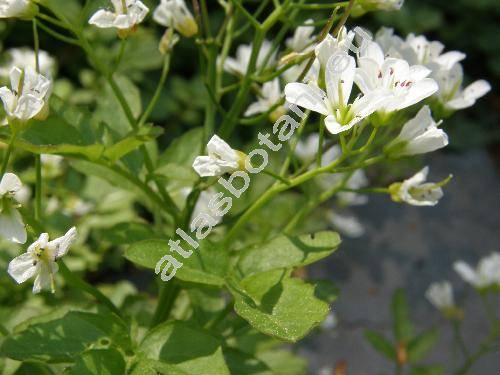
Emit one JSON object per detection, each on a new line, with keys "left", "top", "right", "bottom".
{"left": 157, "top": 127, "right": 203, "bottom": 167}
{"left": 232, "top": 270, "right": 330, "bottom": 342}
{"left": 223, "top": 348, "right": 273, "bottom": 375}
{"left": 0, "top": 311, "right": 131, "bottom": 363}
{"left": 237, "top": 231, "right": 341, "bottom": 277}
{"left": 313, "top": 279, "right": 340, "bottom": 304}
{"left": 410, "top": 365, "right": 444, "bottom": 375}
{"left": 392, "top": 289, "right": 414, "bottom": 342}
{"left": 69, "top": 349, "right": 126, "bottom": 375}
{"left": 97, "top": 222, "right": 156, "bottom": 245}
{"left": 364, "top": 330, "right": 396, "bottom": 361}
{"left": 407, "top": 329, "right": 439, "bottom": 363}
{"left": 42, "top": 0, "right": 84, "bottom": 30}
{"left": 129, "top": 360, "right": 189, "bottom": 375}
{"left": 256, "top": 349, "right": 308, "bottom": 375}
{"left": 124, "top": 240, "right": 228, "bottom": 286}
{"left": 138, "top": 321, "right": 230, "bottom": 375}
{"left": 13, "top": 362, "right": 54, "bottom": 375}
{"left": 103, "top": 125, "right": 163, "bottom": 162}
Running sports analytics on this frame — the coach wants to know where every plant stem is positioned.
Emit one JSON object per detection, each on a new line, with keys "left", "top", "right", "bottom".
{"left": 0, "top": 132, "right": 16, "bottom": 176}
{"left": 58, "top": 260, "right": 122, "bottom": 318}
{"left": 150, "top": 281, "right": 180, "bottom": 328}
{"left": 34, "top": 155, "right": 42, "bottom": 221}
{"left": 452, "top": 320, "right": 470, "bottom": 359}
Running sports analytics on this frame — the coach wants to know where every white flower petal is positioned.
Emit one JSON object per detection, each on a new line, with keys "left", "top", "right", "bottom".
{"left": 284, "top": 82, "right": 329, "bottom": 115}
{"left": 0, "top": 208, "right": 27, "bottom": 244}
{"left": 8, "top": 253, "right": 37, "bottom": 284}
{"left": 0, "top": 172, "right": 22, "bottom": 196}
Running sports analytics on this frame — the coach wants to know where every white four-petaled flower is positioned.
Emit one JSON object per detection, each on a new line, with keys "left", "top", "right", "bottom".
{"left": 355, "top": 41, "right": 438, "bottom": 114}
{"left": 285, "top": 51, "right": 392, "bottom": 134}
{"left": 8, "top": 227, "right": 77, "bottom": 293}
{"left": 0, "top": 173, "right": 26, "bottom": 244}
{"left": 0, "top": 66, "right": 51, "bottom": 122}
{"left": 286, "top": 19, "right": 316, "bottom": 54}
{"left": 388, "top": 105, "right": 448, "bottom": 156}
{"left": 0, "top": 48, "right": 56, "bottom": 78}
{"left": 89, "top": 0, "right": 149, "bottom": 36}
{"left": 245, "top": 78, "right": 285, "bottom": 121}
{"left": 390, "top": 166, "right": 445, "bottom": 206}
{"left": 425, "top": 281, "right": 455, "bottom": 310}
{"left": 192, "top": 135, "right": 245, "bottom": 177}
{"left": 223, "top": 40, "right": 276, "bottom": 76}
{"left": 153, "top": 0, "right": 198, "bottom": 37}
{"left": 454, "top": 253, "right": 500, "bottom": 290}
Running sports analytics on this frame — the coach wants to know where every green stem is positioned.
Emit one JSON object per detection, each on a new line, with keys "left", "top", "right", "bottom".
{"left": 1, "top": 132, "right": 16, "bottom": 176}
{"left": 316, "top": 120, "right": 325, "bottom": 168}
{"left": 0, "top": 323, "right": 9, "bottom": 336}
{"left": 58, "top": 260, "right": 122, "bottom": 318}
{"left": 293, "top": 2, "right": 350, "bottom": 10}
{"left": 34, "top": 155, "right": 42, "bottom": 221}
{"left": 36, "top": 21, "right": 80, "bottom": 45}
{"left": 263, "top": 169, "right": 290, "bottom": 184}
{"left": 33, "top": 19, "right": 40, "bottom": 72}
{"left": 150, "top": 281, "right": 180, "bottom": 328}
{"left": 205, "top": 302, "right": 234, "bottom": 331}
{"left": 452, "top": 320, "right": 470, "bottom": 359}
{"left": 113, "top": 38, "right": 127, "bottom": 73}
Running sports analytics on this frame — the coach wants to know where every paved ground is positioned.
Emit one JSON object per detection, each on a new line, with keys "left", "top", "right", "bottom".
{"left": 299, "top": 150, "right": 500, "bottom": 374}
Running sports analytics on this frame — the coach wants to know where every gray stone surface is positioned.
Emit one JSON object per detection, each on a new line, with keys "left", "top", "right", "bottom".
{"left": 299, "top": 150, "right": 500, "bottom": 374}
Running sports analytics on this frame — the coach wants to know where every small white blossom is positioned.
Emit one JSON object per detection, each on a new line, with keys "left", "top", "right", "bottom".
{"left": 389, "top": 166, "right": 445, "bottom": 206}
{"left": 314, "top": 28, "right": 355, "bottom": 68}
{"left": 286, "top": 51, "right": 392, "bottom": 134}
{"left": 0, "top": 0, "right": 38, "bottom": 19}
{"left": 0, "top": 66, "right": 51, "bottom": 122}
{"left": 63, "top": 197, "right": 93, "bottom": 217}
{"left": 286, "top": 19, "right": 316, "bottom": 54}
{"left": 41, "top": 154, "right": 64, "bottom": 176}
{"left": 353, "top": 0, "right": 404, "bottom": 17}
{"left": 192, "top": 135, "right": 245, "bottom": 177}
{"left": 0, "top": 48, "right": 56, "bottom": 78}
{"left": 7, "top": 227, "right": 77, "bottom": 293}
{"left": 244, "top": 78, "right": 285, "bottom": 121}
{"left": 294, "top": 133, "right": 321, "bottom": 162}
{"left": 433, "top": 64, "right": 491, "bottom": 111}
{"left": 89, "top": 0, "right": 149, "bottom": 36}
{"left": 0, "top": 173, "right": 26, "bottom": 244}
{"left": 321, "top": 311, "right": 338, "bottom": 330}
{"left": 425, "top": 281, "right": 455, "bottom": 310}
{"left": 388, "top": 105, "right": 448, "bottom": 156}
{"left": 223, "top": 40, "right": 276, "bottom": 76}
{"left": 153, "top": 0, "right": 198, "bottom": 37}
{"left": 454, "top": 253, "right": 500, "bottom": 290}
{"left": 355, "top": 41, "right": 438, "bottom": 114}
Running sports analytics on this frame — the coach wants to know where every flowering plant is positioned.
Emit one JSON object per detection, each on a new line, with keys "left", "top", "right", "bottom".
{"left": 0, "top": 0, "right": 495, "bottom": 373}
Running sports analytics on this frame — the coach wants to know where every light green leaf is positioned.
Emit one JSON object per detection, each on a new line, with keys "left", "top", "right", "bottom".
{"left": 257, "top": 349, "right": 308, "bottom": 375}
{"left": 232, "top": 270, "right": 330, "bottom": 342}
{"left": 407, "top": 329, "right": 439, "bottom": 363}
{"left": 157, "top": 127, "right": 203, "bottom": 167}
{"left": 129, "top": 359, "right": 189, "bottom": 375}
{"left": 364, "top": 330, "right": 396, "bottom": 361}
{"left": 103, "top": 125, "right": 163, "bottom": 162}
{"left": 237, "top": 231, "right": 341, "bottom": 277}
{"left": 0, "top": 311, "right": 131, "bottom": 363}
{"left": 139, "top": 321, "right": 230, "bottom": 375}
{"left": 69, "top": 349, "right": 126, "bottom": 375}
{"left": 124, "top": 240, "right": 228, "bottom": 286}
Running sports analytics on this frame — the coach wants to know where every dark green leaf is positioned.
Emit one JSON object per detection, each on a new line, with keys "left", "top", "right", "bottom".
{"left": 408, "top": 329, "right": 439, "bottom": 363}
{"left": 410, "top": 365, "right": 444, "bottom": 375}
{"left": 69, "top": 349, "right": 126, "bottom": 375}
{"left": 223, "top": 348, "right": 273, "bottom": 375}
{"left": 364, "top": 330, "right": 396, "bottom": 361}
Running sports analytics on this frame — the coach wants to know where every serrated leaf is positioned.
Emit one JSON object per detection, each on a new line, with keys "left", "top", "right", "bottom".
{"left": 232, "top": 270, "right": 329, "bottom": 342}
{"left": 139, "top": 321, "right": 230, "bottom": 375}
{"left": 408, "top": 329, "right": 439, "bottom": 363}
{"left": 364, "top": 330, "right": 396, "bottom": 361}
{"left": 237, "top": 231, "right": 341, "bottom": 277}
{"left": 392, "top": 289, "right": 414, "bottom": 342}
{"left": 0, "top": 311, "right": 131, "bottom": 363}
{"left": 69, "top": 349, "right": 126, "bottom": 375}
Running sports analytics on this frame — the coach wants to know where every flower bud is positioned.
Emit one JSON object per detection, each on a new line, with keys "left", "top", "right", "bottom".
{"left": 159, "top": 29, "right": 179, "bottom": 55}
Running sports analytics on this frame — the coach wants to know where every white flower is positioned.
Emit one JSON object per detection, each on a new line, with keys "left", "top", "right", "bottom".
{"left": 282, "top": 58, "right": 320, "bottom": 85}
{"left": 244, "top": 78, "right": 284, "bottom": 121}
{"left": 285, "top": 51, "right": 392, "bottom": 134}
{"left": 14, "top": 184, "right": 30, "bottom": 205}
{"left": 294, "top": 133, "right": 321, "bottom": 162}
{"left": 321, "top": 311, "right": 338, "bottom": 330}
{"left": 286, "top": 19, "right": 316, "bottom": 54}
{"left": 328, "top": 211, "right": 365, "bottom": 238}
{"left": 0, "top": 173, "right": 26, "bottom": 244}
{"left": 353, "top": 0, "right": 404, "bottom": 16}
{"left": 0, "top": 0, "right": 38, "bottom": 19}
{"left": 41, "top": 154, "right": 64, "bottom": 176}
{"left": 388, "top": 105, "right": 448, "bottom": 156}
{"left": 0, "top": 48, "right": 56, "bottom": 78}
{"left": 433, "top": 64, "right": 491, "bottom": 111}
{"left": 425, "top": 281, "right": 454, "bottom": 310}
{"left": 454, "top": 253, "right": 500, "bottom": 289}
{"left": 389, "top": 166, "right": 445, "bottom": 206}
{"left": 355, "top": 41, "right": 438, "bottom": 114}
{"left": 153, "top": 0, "right": 197, "bottom": 37}
{"left": 314, "top": 28, "right": 355, "bottom": 68}
{"left": 0, "top": 66, "right": 51, "bottom": 122}
{"left": 63, "top": 197, "right": 93, "bottom": 217}
{"left": 223, "top": 40, "right": 276, "bottom": 76}
{"left": 192, "top": 135, "right": 244, "bottom": 177}
{"left": 7, "top": 227, "right": 77, "bottom": 293}
{"left": 89, "top": 0, "right": 149, "bottom": 35}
